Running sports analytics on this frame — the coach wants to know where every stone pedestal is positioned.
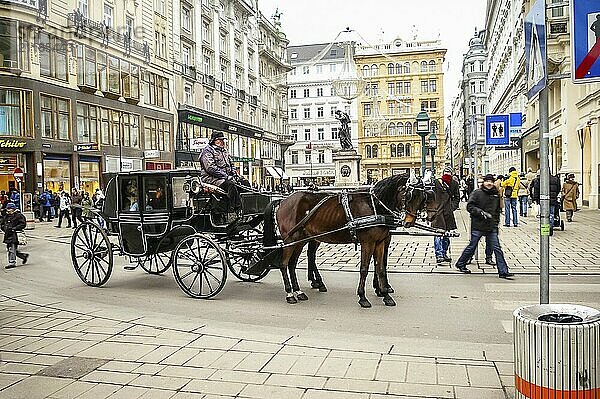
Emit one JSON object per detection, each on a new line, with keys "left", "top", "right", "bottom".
{"left": 333, "top": 149, "right": 362, "bottom": 187}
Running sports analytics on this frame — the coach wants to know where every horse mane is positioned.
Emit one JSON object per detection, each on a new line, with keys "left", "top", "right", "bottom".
{"left": 371, "top": 173, "right": 409, "bottom": 211}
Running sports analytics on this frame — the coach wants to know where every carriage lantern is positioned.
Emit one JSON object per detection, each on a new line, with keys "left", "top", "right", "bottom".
{"left": 415, "top": 111, "right": 430, "bottom": 176}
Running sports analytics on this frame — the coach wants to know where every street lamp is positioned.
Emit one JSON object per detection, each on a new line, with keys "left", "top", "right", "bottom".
{"left": 415, "top": 111, "right": 430, "bottom": 176}
{"left": 428, "top": 131, "right": 438, "bottom": 175}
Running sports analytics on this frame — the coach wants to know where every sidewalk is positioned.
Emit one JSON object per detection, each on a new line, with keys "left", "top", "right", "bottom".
{"left": 0, "top": 285, "right": 513, "bottom": 399}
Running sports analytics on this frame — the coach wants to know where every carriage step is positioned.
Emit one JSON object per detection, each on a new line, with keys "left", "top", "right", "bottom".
{"left": 124, "top": 264, "right": 138, "bottom": 270}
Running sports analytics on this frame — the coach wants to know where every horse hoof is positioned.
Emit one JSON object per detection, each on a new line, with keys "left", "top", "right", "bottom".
{"left": 383, "top": 296, "right": 396, "bottom": 306}
{"left": 375, "top": 290, "right": 385, "bottom": 298}
{"left": 358, "top": 298, "right": 372, "bottom": 308}
{"left": 310, "top": 281, "right": 321, "bottom": 289}
{"left": 318, "top": 284, "right": 328, "bottom": 293}
{"left": 296, "top": 292, "right": 309, "bottom": 301}
{"left": 387, "top": 286, "right": 395, "bottom": 294}
{"left": 286, "top": 296, "right": 297, "bottom": 304}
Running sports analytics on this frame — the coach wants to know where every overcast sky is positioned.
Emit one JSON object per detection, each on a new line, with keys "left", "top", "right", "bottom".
{"left": 257, "top": 0, "right": 488, "bottom": 115}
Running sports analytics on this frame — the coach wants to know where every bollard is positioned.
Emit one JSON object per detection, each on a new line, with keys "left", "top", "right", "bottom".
{"left": 513, "top": 304, "right": 600, "bottom": 398}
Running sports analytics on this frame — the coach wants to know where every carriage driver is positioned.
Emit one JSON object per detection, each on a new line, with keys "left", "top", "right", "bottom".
{"left": 199, "top": 131, "right": 244, "bottom": 224}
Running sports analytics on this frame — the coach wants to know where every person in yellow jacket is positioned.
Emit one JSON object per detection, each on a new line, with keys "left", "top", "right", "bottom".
{"left": 501, "top": 167, "right": 520, "bottom": 227}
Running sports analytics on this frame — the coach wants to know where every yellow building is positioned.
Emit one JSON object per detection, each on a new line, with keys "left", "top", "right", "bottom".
{"left": 355, "top": 38, "right": 447, "bottom": 182}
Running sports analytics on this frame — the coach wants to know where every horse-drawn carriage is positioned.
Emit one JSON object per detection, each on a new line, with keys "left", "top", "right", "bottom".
{"left": 71, "top": 169, "right": 449, "bottom": 306}
{"left": 71, "top": 169, "right": 280, "bottom": 299}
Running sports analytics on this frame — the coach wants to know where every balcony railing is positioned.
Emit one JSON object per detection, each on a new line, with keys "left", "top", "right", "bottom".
{"left": 236, "top": 89, "right": 246, "bottom": 102}
{"left": 203, "top": 74, "right": 215, "bottom": 88}
{"left": 67, "top": 10, "right": 150, "bottom": 61}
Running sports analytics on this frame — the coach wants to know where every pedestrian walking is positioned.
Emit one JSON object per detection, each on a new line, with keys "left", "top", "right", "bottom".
{"left": 52, "top": 191, "right": 60, "bottom": 220}
{"left": 39, "top": 189, "right": 53, "bottom": 222}
{"left": 433, "top": 166, "right": 460, "bottom": 264}
{"left": 1, "top": 202, "right": 29, "bottom": 269}
{"left": 459, "top": 178, "right": 469, "bottom": 202}
{"left": 517, "top": 173, "right": 529, "bottom": 217}
{"left": 501, "top": 167, "right": 520, "bottom": 226}
{"left": 561, "top": 173, "right": 579, "bottom": 222}
{"left": 9, "top": 189, "right": 21, "bottom": 210}
{"left": 71, "top": 188, "right": 83, "bottom": 228}
{"left": 56, "top": 192, "right": 72, "bottom": 228}
{"left": 81, "top": 191, "right": 93, "bottom": 220}
{"left": 454, "top": 174, "right": 514, "bottom": 279}
{"left": 530, "top": 172, "right": 540, "bottom": 217}
{"left": 495, "top": 175, "right": 505, "bottom": 213}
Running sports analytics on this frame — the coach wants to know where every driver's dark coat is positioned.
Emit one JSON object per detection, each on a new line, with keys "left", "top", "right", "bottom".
{"left": 466, "top": 185, "right": 501, "bottom": 232}
{"left": 199, "top": 144, "right": 236, "bottom": 186}
{"left": 431, "top": 177, "right": 460, "bottom": 231}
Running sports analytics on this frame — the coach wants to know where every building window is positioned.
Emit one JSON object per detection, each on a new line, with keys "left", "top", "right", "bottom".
{"left": 291, "top": 151, "right": 298, "bottom": 164}
{"left": 431, "top": 121, "right": 438, "bottom": 134}
{"left": 316, "top": 87, "right": 323, "bottom": 97}
{"left": 103, "top": 3, "right": 113, "bottom": 27}
{"left": 430, "top": 80, "right": 437, "bottom": 92}
{"left": 330, "top": 105, "right": 337, "bottom": 116}
{"left": 290, "top": 89, "right": 296, "bottom": 98}
{"left": 39, "top": 33, "right": 68, "bottom": 81}
{"left": 182, "top": 7, "right": 191, "bottom": 32}
{"left": 331, "top": 127, "right": 338, "bottom": 140}
{"left": 290, "top": 108, "right": 297, "bottom": 119}
{"left": 398, "top": 143, "right": 405, "bottom": 157}
{"left": 291, "top": 129, "right": 298, "bottom": 141}
{"left": 122, "top": 113, "right": 140, "bottom": 147}
{"left": 480, "top": 104, "right": 485, "bottom": 114}
{"left": 479, "top": 80, "right": 485, "bottom": 92}
{"left": 469, "top": 63, "right": 475, "bottom": 72}
{"left": 388, "top": 122, "right": 395, "bottom": 135}
{"left": 203, "top": 51, "right": 212, "bottom": 75}
{"left": 428, "top": 60, "right": 436, "bottom": 71}
{"left": 184, "top": 85, "right": 193, "bottom": 104}
{"left": 303, "top": 66, "right": 309, "bottom": 74}
{"left": 387, "top": 63, "right": 394, "bottom": 75}
{"left": 143, "top": 71, "right": 169, "bottom": 109}
{"left": 305, "top": 152, "right": 311, "bottom": 164}
{"left": 388, "top": 82, "right": 394, "bottom": 96}
{"left": 470, "top": 81, "right": 476, "bottom": 93}
{"left": 0, "top": 89, "right": 33, "bottom": 137}
{"left": 155, "top": 0, "right": 165, "bottom": 15}
{"left": 40, "top": 94, "right": 70, "bottom": 141}
{"left": 222, "top": 99, "right": 229, "bottom": 116}
{"left": 403, "top": 62, "right": 410, "bottom": 74}
{"left": 421, "top": 80, "right": 428, "bottom": 93}
{"left": 405, "top": 122, "right": 412, "bottom": 135}
{"left": 420, "top": 61, "right": 428, "bottom": 72}
{"left": 304, "top": 128, "right": 310, "bottom": 141}
{"left": 303, "top": 107, "right": 310, "bottom": 119}
{"left": 388, "top": 102, "right": 395, "bottom": 115}
{"left": 317, "top": 107, "right": 324, "bottom": 118}
{"left": 371, "top": 64, "right": 378, "bottom": 76}
{"left": 365, "top": 145, "right": 371, "bottom": 158}
{"left": 303, "top": 88, "right": 310, "bottom": 97}
{"left": 78, "top": 0, "right": 89, "bottom": 17}
{"left": 390, "top": 143, "right": 396, "bottom": 157}
{"left": 316, "top": 64, "right": 323, "bottom": 74}
{"left": 363, "top": 103, "right": 371, "bottom": 116}
{"left": 479, "top": 60, "right": 484, "bottom": 71}
{"left": 372, "top": 144, "right": 378, "bottom": 157}
{"left": 317, "top": 128, "right": 324, "bottom": 140}
{"left": 318, "top": 150, "right": 325, "bottom": 163}
{"left": 397, "top": 122, "right": 405, "bottom": 135}
{"left": 202, "top": 22, "right": 211, "bottom": 45}
{"left": 405, "top": 143, "right": 411, "bottom": 156}
{"left": 144, "top": 117, "right": 171, "bottom": 151}
{"left": 330, "top": 63, "right": 336, "bottom": 73}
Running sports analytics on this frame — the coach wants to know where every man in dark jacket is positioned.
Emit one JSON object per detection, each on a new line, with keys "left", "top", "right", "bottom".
{"left": 1, "top": 203, "right": 29, "bottom": 269}
{"left": 71, "top": 188, "right": 83, "bottom": 228}
{"left": 432, "top": 166, "right": 460, "bottom": 264}
{"left": 531, "top": 170, "right": 560, "bottom": 232}
{"left": 454, "top": 174, "right": 513, "bottom": 279}
{"left": 200, "top": 131, "right": 243, "bottom": 223}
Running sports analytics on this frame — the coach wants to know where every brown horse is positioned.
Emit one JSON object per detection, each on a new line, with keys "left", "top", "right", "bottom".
{"left": 263, "top": 173, "right": 430, "bottom": 307}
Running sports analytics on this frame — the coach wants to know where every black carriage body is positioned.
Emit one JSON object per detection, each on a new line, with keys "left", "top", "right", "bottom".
{"left": 101, "top": 169, "right": 277, "bottom": 257}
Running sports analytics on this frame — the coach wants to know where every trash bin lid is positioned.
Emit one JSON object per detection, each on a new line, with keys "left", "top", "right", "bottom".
{"left": 514, "top": 304, "right": 600, "bottom": 324}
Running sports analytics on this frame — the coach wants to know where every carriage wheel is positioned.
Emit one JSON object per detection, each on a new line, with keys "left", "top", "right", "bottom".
{"left": 226, "top": 222, "right": 269, "bottom": 282}
{"left": 173, "top": 234, "right": 227, "bottom": 299}
{"left": 140, "top": 251, "right": 172, "bottom": 274}
{"left": 71, "top": 222, "right": 113, "bottom": 287}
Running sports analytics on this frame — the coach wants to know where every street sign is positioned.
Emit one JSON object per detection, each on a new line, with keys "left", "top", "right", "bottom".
{"left": 13, "top": 167, "right": 24, "bottom": 181}
{"left": 525, "top": 0, "right": 547, "bottom": 99}
{"left": 509, "top": 113, "right": 523, "bottom": 137}
{"left": 485, "top": 114, "right": 510, "bottom": 146}
{"left": 494, "top": 137, "right": 522, "bottom": 151}
{"left": 571, "top": 0, "right": 600, "bottom": 83}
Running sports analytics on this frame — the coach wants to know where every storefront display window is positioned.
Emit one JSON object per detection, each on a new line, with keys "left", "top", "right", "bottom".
{"left": 0, "top": 89, "right": 32, "bottom": 137}
{"left": 79, "top": 159, "right": 100, "bottom": 196}
{"left": 44, "top": 158, "right": 71, "bottom": 193}
{"left": 0, "top": 154, "right": 24, "bottom": 192}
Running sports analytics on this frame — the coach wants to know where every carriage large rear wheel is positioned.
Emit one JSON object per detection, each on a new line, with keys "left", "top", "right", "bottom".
{"left": 71, "top": 222, "right": 113, "bottom": 287}
{"left": 226, "top": 221, "right": 269, "bottom": 282}
{"left": 172, "top": 234, "right": 227, "bottom": 299}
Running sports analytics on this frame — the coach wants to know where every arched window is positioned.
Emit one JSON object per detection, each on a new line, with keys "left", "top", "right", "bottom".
{"left": 431, "top": 121, "right": 438, "bottom": 134}
{"left": 371, "top": 64, "right": 378, "bottom": 76}
{"left": 405, "top": 143, "right": 411, "bottom": 157}
{"left": 388, "top": 122, "right": 395, "bottom": 136}
{"left": 420, "top": 61, "right": 428, "bottom": 72}
{"left": 362, "top": 65, "right": 370, "bottom": 77}
{"left": 405, "top": 122, "right": 413, "bottom": 135}
{"left": 397, "top": 122, "right": 404, "bottom": 135}
{"left": 396, "top": 63, "right": 402, "bottom": 74}
{"left": 397, "top": 143, "right": 405, "bottom": 157}
{"left": 387, "top": 63, "right": 394, "bottom": 75}
{"left": 404, "top": 62, "right": 410, "bottom": 74}
{"left": 429, "top": 60, "right": 436, "bottom": 72}
{"left": 365, "top": 145, "right": 372, "bottom": 158}
{"left": 372, "top": 144, "right": 378, "bottom": 158}
{"left": 390, "top": 144, "right": 396, "bottom": 157}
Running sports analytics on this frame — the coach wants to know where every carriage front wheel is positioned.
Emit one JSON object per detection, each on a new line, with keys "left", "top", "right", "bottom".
{"left": 172, "top": 234, "right": 227, "bottom": 299}
{"left": 71, "top": 222, "right": 113, "bottom": 287}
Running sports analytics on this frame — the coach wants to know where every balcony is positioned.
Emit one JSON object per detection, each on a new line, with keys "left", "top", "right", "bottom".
{"left": 67, "top": 11, "right": 149, "bottom": 60}
{"left": 278, "top": 134, "right": 295, "bottom": 146}
{"left": 258, "top": 43, "right": 291, "bottom": 70}
{"left": 236, "top": 89, "right": 246, "bottom": 102}
{"left": 203, "top": 74, "right": 215, "bottom": 88}
{"left": 249, "top": 95, "right": 258, "bottom": 106}
{"left": 222, "top": 83, "right": 234, "bottom": 95}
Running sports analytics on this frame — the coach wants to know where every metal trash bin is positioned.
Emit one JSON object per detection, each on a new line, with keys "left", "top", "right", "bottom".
{"left": 513, "top": 304, "right": 600, "bottom": 398}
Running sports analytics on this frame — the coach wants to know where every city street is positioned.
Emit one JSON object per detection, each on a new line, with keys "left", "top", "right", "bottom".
{"left": 1, "top": 207, "right": 599, "bottom": 399}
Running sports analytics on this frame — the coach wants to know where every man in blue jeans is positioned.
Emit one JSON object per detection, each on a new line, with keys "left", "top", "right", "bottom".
{"left": 502, "top": 167, "right": 520, "bottom": 227}
{"left": 455, "top": 174, "right": 514, "bottom": 279}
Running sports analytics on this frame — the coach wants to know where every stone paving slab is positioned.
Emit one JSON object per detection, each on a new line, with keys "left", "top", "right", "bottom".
{"left": 0, "top": 291, "right": 514, "bottom": 399}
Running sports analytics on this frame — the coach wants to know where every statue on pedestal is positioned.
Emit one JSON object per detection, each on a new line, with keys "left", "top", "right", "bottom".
{"left": 335, "top": 110, "right": 353, "bottom": 150}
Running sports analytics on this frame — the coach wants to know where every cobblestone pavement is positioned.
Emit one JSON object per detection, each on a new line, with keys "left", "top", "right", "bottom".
{"left": 295, "top": 206, "right": 600, "bottom": 275}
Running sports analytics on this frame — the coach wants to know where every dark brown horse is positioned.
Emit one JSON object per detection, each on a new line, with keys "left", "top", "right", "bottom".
{"left": 263, "top": 173, "right": 430, "bottom": 307}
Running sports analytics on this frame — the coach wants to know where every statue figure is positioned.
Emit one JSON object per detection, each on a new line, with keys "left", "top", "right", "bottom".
{"left": 335, "top": 110, "right": 353, "bottom": 150}
{"left": 272, "top": 8, "right": 282, "bottom": 29}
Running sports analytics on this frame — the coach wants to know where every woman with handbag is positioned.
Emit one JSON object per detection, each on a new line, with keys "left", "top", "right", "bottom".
{"left": 561, "top": 173, "right": 579, "bottom": 222}
{"left": 1, "top": 202, "right": 29, "bottom": 269}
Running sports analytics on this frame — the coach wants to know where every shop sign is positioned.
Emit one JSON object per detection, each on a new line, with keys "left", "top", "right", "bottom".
{"left": 522, "top": 135, "right": 540, "bottom": 153}
{"left": 189, "top": 137, "right": 209, "bottom": 151}
{"left": 227, "top": 125, "right": 238, "bottom": 132}
{"left": 187, "top": 115, "right": 203, "bottom": 123}
{"left": 0, "top": 139, "right": 27, "bottom": 149}
{"left": 75, "top": 143, "right": 98, "bottom": 152}
{"left": 144, "top": 150, "right": 160, "bottom": 159}
{"left": 233, "top": 157, "right": 254, "bottom": 163}
{"left": 42, "top": 143, "right": 52, "bottom": 148}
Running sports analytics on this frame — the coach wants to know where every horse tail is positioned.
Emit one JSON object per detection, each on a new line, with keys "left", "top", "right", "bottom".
{"left": 262, "top": 199, "right": 282, "bottom": 267}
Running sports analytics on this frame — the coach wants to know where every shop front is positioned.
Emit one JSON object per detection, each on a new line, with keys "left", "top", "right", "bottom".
{"left": 43, "top": 154, "right": 72, "bottom": 193}
{"left": 0, "top": 138, "right": 35, "bottom": 193}
{"left": 78, "top": 156, "right": 101, "bottom": 196}
{"left": 521, "top": 131, "right": 540, "bottom": 173}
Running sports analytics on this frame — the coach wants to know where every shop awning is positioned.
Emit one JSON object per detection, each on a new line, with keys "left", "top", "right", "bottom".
{"left": 266, "top": 166, "right": 281, "bottom": 178}
{"left": 274, "top": 167, "right": 289, "bottom": 179}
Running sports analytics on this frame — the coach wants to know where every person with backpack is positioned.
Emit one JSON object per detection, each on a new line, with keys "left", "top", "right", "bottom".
{"left": 1, "top": 202, "right": 29, "bottom": 269}
{"left": 501, "top": 167, "right": 520, "bottom": 227}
